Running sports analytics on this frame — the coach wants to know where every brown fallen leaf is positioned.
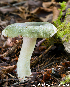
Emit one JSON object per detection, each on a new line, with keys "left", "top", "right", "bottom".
{"left": 16, "top": 6, "right": 27, "bottom": 19}
{"left": 0, "top": 7, "right": 17, "bottom": 14}
{"left": 31, "top": 7, "right": 53, "bottom": 14}
{"left": 43, "top": 69, "right": 52, "bottom": 81}
{"left": 26, "top": 0, "right": 42, "bottom": 11}
{"left": 40, "top": 14, "right": 53, "bottom": 22}
{"left": 62, "top": 61, "right": 70, "bottom": 68}
{"left": 42, "top": 2, "right": 56, "bottom": 8}
{"left": 0, "top": 18, "right": 8, "bottom": 26}
{"left": 52, "top": 6, "right": 60, "bottom": 22}
{"left": 61, "top": 74, "right": 66, "bottom": 78}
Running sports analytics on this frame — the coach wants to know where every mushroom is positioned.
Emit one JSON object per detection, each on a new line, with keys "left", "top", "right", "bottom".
{"left": 2, "top": 22, "right": 57, "bottom": 82}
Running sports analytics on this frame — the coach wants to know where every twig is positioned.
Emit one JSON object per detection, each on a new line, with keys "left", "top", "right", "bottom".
{"left": 10, "top": 72, "right": 42, "bottom": 87}
{"left": 0, "top": 78, "right": 19, "bottom": 82}
{"left": 40, "top": 60, "right": 59, "bottom": 70}
{"left": 10, "top": 80, "right": 28, "bottom": 87}
{"left": 2, "top": 65, "right": 17, "bottom": 74}
{"left": 30, "top": 45, "right": 53, "bottom": 67}
{"left": 39, "top": 55, "right": 55, "bottom": 69}
{"left": 2, "top": 45, "right": 18, "bottom": 57}
{"left": 36, "top": 39, "right": 46, "bottom": 47}
{"left": 43, "top": 55, "right": 55, "bottom": 66}
{"left": 7, "top": 73, "right": 16, "bottom": 79}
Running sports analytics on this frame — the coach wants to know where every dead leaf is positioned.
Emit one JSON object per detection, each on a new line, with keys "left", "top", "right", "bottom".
{"left": 43, "top": 69, "right": 52, "bottom": 81}
{"left": 27, "top": 0, "right": 42, "bottom": 11}
{"left": 62, "top": 61, "right": 70, "bottom": 68}
{"left": 31, "top": 7, "right": 53, "bottom": 14}
{"left": 0, "top": 7, "right": 17, "bottom": 14}
{"left": 52, "top": 6, "right": 60, "bottom": 22}
{"left": 40, "top": 14, "right": 53, "bottom": 22}
{"left": 42, "top": 2, "right": 56, "bottom": 8}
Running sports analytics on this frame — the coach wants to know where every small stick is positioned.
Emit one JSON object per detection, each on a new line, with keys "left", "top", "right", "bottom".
{"left": 2, "top": 45, "right": 18, "bottom": 57}
{"left": 31, "top": 45, "right": 53, "bottom": 67}
{"left": 2, "top": 65, "right": 17, "bottom": 74}
{"left": 36, "top": 39, "right": 46, "bottom": 47}
{"left": 39, "top": 55, "right": 55, "bottom": 69}
{"left": 7, "top": 73, "right": 16, "bottom": 79}
{"left": 40, "top": 60, "right": 59, "bottom": 70}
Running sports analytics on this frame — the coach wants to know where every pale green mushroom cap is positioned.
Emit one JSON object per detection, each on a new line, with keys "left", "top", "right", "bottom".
{"left": 2, "top": 22, "right": 57, "bottom": 38}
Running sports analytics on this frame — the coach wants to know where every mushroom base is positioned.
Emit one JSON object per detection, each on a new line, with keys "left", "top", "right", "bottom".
{"left": 17, "top": 37, "right": 36, "bottom": 81}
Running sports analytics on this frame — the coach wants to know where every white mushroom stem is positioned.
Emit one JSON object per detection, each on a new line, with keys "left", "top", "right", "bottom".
{"left": 17, "top": 37, "right": 37, "bottom": 81}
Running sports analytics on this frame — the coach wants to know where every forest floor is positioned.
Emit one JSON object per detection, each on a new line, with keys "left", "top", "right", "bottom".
{"left": 0, "top": 0, "right": 70, "bottom": 87}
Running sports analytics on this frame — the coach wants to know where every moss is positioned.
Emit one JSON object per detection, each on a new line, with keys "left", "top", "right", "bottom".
{"left": 66, "top": 8, "right": 70, "bottom": 15}
{"left": 53, "top": 1, "right": 66, "bottom": 27}
{"left": 53, "top": 2, "right": 70, "bottom": 42}
{"left": 57, "top": 22, "right": 70, "bottom": 42}
{"left": 60, "top": 75, "right": 70, "bottom": 85}
{"left": 55, "top": 8, "right": 70, "bottom": 42}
